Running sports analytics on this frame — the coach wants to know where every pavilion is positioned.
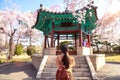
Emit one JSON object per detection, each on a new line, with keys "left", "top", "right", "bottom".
{"left": 33, "top": 4, "right": 98, "bottom": 55}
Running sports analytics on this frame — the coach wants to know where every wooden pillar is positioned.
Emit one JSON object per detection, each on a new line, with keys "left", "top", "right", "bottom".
{"left": 75, "top": 34, "right": 77, "bottom": 49}
{"left": 57, "top": 34, "right": 60, "bottom": 48}
{"left": 47, "top": 37, "right": 49, "bottom": 47}
{"left": 44, "top": 35, "right": 47, "bottom": 49}
{"left": 53, "top": 39, "right": 56, "bottom": 47}
{"left": 79, "top": 28, "right": 83, "bottom": 47}
{"left": 87, "top": 34, "right": 91, "bottom": 47}
{"left": 51, "top": 22, "right": 54, "bottom": 47}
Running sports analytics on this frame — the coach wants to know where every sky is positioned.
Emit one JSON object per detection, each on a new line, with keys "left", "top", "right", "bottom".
{"left": 0, "top": 0, "right": 63, "bottom": 11}
{"left": 0, "top": 0, "right": 120, "bottom": 19}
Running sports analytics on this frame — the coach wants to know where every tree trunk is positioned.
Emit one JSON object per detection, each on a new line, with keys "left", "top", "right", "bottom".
{"left": 96, "top": 44, "right": 99, "bottom": 52}
{"left": 5, "top": 34, "right": 8, "bottom": 48}
{"left": 105, "top": 41, "right": 109, "bottom": 53}
{"left": 29, "top": 30, "right": 32, "bottom": 46}
{"left": 109, "top": 45, "right": 112, "bottom": 53}
{"left": 29, "top": 35, "right": 32, "bottom": 46}
{"left": 8, "top": 29, "right": 16, "bottom": 60}
{"left": 16, "top": 36, "right": 20, "bottom": 46}
{"left": 8, "top": 36, "right": 14, "bottom": 59}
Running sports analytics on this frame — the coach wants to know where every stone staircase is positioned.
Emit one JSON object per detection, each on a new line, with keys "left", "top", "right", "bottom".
{"left": 37, "top": 55, "right": 97, "bottom": 80}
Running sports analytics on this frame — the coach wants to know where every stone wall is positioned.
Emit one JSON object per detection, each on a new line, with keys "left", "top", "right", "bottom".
{"left": 32, "top": 54, "right": 43, "bottom": 70}
{"left": 89, "top": 54, "right": 105, "bottom": 71}
{"left": 44, "top": 47, "right": 56, "bottom": 55}
{"left": 77, "top": 47, "right": 93, "bottom": 55}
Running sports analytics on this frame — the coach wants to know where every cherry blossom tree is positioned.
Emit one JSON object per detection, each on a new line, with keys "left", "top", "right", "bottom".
{"left": 63, "top": 0, "right": 94, "bottom": 12}
{"left": 91, "top": 10, "right": 120, "bottom": 53}
{"left": 94, "top": 11, "right": 120, "bottom": 44}
{"left": 0, "top": 0, "right": 43, "bottom": 58}
{"left": 0, "top": 10, "right": 43, "bottom": 58}
{"left": 18, "top": 11, "right": 43, "bottom": 46}
{"left": 0, "top": 9, "right": 20, "bottom": 59}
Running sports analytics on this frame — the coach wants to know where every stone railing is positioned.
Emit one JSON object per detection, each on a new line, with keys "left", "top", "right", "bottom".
{"left": 32, "top": 54, "right": 43, "bottom": 70}
{"left": 36, "top": 55, "right": 48, "bottom": 78}
{"left": 85, "top": 56, "right": 98, "bottom": 80}
{"left": 89, "top": 54, "right": 105, "bottom": 71}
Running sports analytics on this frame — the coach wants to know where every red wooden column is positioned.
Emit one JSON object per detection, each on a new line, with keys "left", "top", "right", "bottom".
{"left": 79, "top": 25, "right": 83, "bottom": 47}
{"left": 47, "top": 36, "right": 49, "bottom": 47}
{"left": 44, "top": 35, "right": 47, "bottom": 49}
{"left": 57, "top": 34, "right": 60, "bottom": 48}
{"left": 87, "top": 34, "right": 91, "bottom": 47}
{"left": 75, "top": 34, "right": 77, "bottom": 49}
{"left": 51, "top": 22, "right": 54, "bottom": 47}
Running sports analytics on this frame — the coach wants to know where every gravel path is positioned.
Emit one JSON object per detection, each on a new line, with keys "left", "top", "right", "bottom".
{"left": 96, "top": 62, "right": 120, "bottom": 80}
{"left": 0, "top": 62, "right": 37, "bottom": 80}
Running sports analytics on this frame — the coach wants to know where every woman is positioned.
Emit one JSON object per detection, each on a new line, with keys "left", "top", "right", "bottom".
{"left": 56, "top": 44, "right": 76, "bottom": 80}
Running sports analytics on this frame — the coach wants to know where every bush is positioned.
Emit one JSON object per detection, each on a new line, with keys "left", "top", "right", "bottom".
{"left": 14, "top": 43, "right": 23, "bottom": 55}
{"left": 57, "top": 41, "right": 70, "bottom": 50}
{"left": 113, "top": 46, "right": 120, "bottom": 53}
{"left": 69, "top": 46, "right": 75, "bottom": 51}
{"left": 27, "top": 45, "right": 35, "bottom": 56}
{"left": 34, "top": 46, "right": 43, "bottom": 54}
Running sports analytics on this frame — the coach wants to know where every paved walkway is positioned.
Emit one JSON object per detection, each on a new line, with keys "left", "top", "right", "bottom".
{"left": 0, "top": 62, "right": 37, "bottom": 80}
{"left": 96, "top": 62, "right": 120, "bottom": 80}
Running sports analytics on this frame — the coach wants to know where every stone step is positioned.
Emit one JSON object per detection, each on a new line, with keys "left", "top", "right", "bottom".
{"left": 47, "top": 55, "right": 86, "bottom": 58}
{"left": 73, "top": 64, "right": 89, "bottom": 68}
{"left": 47, "top": 56, "right": 86, "bottom": 62}
{"left": 46, "top": 59, "right": 87, "bottom": 63}
{"left": 73, "top": 72, "right": 91, "bottom": 77}
{"left": 45, "top": 64, "right": 57, "bottom": 68}
{"left": 46, "top": 56, "right": 87, "bottom": 67}
{"left": 45, "top": 62, "right": 87, "bottom": 67}
{"left": 43, "top": 68, "right": 90, "bottom": 72}
{"left": 73, "top": 68, "right": 90, "bottom": 72}
{"left": 47, "top": 58, "right": 56, "bottom": 62}
{"left": 45, "top": 62, "right": 88, "bottom": 68}
{"left": 74, "top": 77, "right": 92, "bottom": 80}
{"left": 43, "top": 68, "right": 57, "bottom": 72}
{"left": 39, "top": 77, "right": 55, "bottom": 80}
{"left": 37, "top": 55, "right": 93, "bottom": 80}
{"left": 41, "top": 72, "right": 91, "bottom": 77}
{"left": 39, "top": 77, "right": 92, "bottom": 80}
{"left": 49, "top": 64, "right": 88, "bottom": 68}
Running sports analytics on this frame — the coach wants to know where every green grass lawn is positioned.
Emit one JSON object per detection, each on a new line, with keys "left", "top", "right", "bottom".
{"left": 0, "top": 54, "right": 31, "bottom": 63}
{"left": 105, "top": 53, "right": 120, "bottom": 62}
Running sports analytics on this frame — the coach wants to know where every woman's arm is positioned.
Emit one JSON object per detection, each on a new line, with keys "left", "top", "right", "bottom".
{"left": 69, "top": 57, "right": 76, "bottom": 67}
{"left": 72, "top": 57, "right": 76, "bottom": 66}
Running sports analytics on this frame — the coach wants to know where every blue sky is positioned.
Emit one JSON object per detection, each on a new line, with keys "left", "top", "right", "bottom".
{"left": 0, "top": 0, "right": 63, "bottom": 11}
{"left": 0, "top": 0, "right": 120, "bottom": 19}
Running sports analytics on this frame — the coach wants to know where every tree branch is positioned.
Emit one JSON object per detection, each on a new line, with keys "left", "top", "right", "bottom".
{"left": 0, "top": 27, "right": 5, "bottom": 33}
{"left": 12, "top": 29, "right": 17, "bottom": 36}
{"left": 0, "top": 27, "right": 11, "bottom": 37}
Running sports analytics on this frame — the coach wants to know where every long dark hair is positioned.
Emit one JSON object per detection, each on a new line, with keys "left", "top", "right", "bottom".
{"left": 60, "top": 44, "right": 70, "bottom": 69}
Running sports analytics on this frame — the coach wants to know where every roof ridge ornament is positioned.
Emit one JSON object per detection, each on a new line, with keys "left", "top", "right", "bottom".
{"left": 40, "top": 4, "right": 43, "bottom": 10}
{"left": 65, "top": 7, "right": 70, "bottom": 13}
{"left": 40, "top": 4, "right": 53, "bottom": 12}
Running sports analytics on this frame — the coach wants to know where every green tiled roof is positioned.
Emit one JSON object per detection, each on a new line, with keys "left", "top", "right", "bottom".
{"left": 34, "top": 7, "right": 97, "bottom": 35}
